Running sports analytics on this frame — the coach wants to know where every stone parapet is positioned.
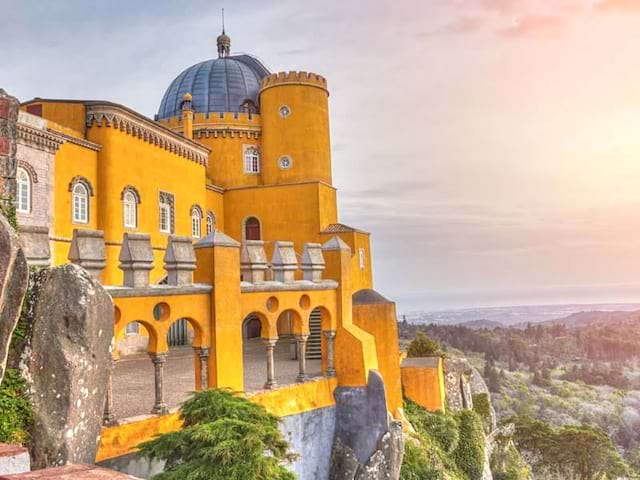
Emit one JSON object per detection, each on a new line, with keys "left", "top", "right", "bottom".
{"left": 118, "top": 233, "right": 153, "bottom": 288}
{"left": 163, "top": 236, "right": 196, "bottom": 286}
{"left": 271, "top": 241, "right": 298, "bottom": 283}
{"left": 240, "top": 240, "right": 268, "bottom": 283}
{"left": 0, "top": 444, "right": 29, "bottom": 476}
{"left": 17, "top": 225, "right": 50, "bottom": 268}
{"left": 301, "top": 243, "right": 325, "bottom": 282}
{"left": 68, "top": 228, "right": 106, "bottom": 279}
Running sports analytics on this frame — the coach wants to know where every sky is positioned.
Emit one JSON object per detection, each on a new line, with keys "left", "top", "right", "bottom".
{"left": 3, "top": 0, "right": 640, "bottom": 311}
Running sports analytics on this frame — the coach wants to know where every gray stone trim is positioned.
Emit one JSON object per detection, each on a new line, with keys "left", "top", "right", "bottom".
{"left": 321, "top": 236, "right": 350, "bottom": 252}
{"left": 52, "top": 129, "right": 102, "bottom": 151}
{"left": 68, "top": 175, "right": 95, "bottom": 196}
{"left": 190, "top": 204, "right": 203, "bottom": 217}
{"left": 16, "top": 122, "right": 64, "bottom": 153}
{"left": 194, "top": 230, "right": 240, "bottom": 248}
{"left": 240, "top": 279, "right": 337, "bottom": 293}
{"left": 401, "top": 357, "right": 440, "bottom": 369}
{"left": 17, "top": 160, "right": 38, "bottom": 183}
{"left": 106, "top": 283, "right": 212, "bottom": 298}
{"left": 224, "top": 179, "right": 336, "bottom": 192}
{"left": 193, "top": 128, "right": 261, "bottom": 140}
{"left": 85, "top": 104, "right": 209, "bottom": 165}
{"left": 205, "top": 183, "right": 225, "bottom": 193}
{"left": 120, "top": 185, "right": 141, "bottom": 203}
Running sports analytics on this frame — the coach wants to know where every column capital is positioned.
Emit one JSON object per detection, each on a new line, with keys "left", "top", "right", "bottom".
{"left": 262, "top": 337, "right": 278, "bottom": 348}
{"left": 196, "top": 346, "right": 210, "bottom": 358}
{"left": 323, "top": 330, "right": 337, "bottom": 339}
{"left": 148, "top": 351, "right": 168, "bottom": 364}
{"left": 294, "top": 334, "right": 310, "bottom": 342}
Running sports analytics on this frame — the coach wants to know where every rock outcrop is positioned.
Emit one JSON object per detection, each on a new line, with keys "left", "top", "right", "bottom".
{"left": 0, "top": 213, "right": 28, "bottom": 384}
{"left": 330, "top": 371, "right": 404, "bottom": 480}
{"left": 21, "top": 264, "right": 114, "bottom": 469}
{"left": 0, "top": 88, "right": 19, "bottom": 203}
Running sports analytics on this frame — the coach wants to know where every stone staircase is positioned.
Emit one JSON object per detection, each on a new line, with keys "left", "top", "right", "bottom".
{"left": 306, "top": 308, "right": 322, "bottom": 360}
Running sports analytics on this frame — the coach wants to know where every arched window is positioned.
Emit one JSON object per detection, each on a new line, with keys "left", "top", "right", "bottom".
{"left": 16, "top": 167, "right": 30, "bottom": 213}
{"left": 123, "top": 190, "right": 138, "bottom": 228}
{"left": 72, "top": 183, "right": 89, "bottom": 224}
{"left": 244, "top": 216, "right": 261, "bottom": 241}
{"left": 159, "top": 191, "right": 174, "bottom": 234}
{"left": 191, "top": 205, "right": 203, "bottom": 239}
{"left": 206, "top": 212, "right": 216, "bottom": 235}
{"left": 243, "top": 146, "right": 260, "bottom": 174}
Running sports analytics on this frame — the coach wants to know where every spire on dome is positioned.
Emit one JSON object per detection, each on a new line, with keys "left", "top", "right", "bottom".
{"left": 217, "top": 9, "right": 231, "bottom": 58}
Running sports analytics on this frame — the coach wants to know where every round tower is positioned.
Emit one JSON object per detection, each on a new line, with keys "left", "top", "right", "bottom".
{"left": 259, "top": 71, "right": 332, "bottom": 185}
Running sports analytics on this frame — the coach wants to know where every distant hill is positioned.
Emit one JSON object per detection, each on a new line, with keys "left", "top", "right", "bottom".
{"left": 458, "top": 319, "right": 505, "bottom": 329}
{"left": 537, "top": 309, "right": 640, "bottom": 328}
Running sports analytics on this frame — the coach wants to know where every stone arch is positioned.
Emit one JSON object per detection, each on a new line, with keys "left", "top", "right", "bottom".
{"left": 242, "top": 311, "right": 272, "bottom": 340}
{"left": 68, "top": 175, "right": 94, "bottom": 196}
{"left": 310, "top": 305, "right": 333, "bottom": 332}
{"left": 166, "top": 317, "right": 205, "bottom": 348}
{"left": 116, "top": 318, "right": 160, "bottom": 353}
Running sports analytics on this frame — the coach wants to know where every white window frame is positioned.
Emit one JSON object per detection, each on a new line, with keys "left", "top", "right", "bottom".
{"left": 125, "top": 321, "right": 140, "bottom": 336}
{"left": 72, "top": 183, "right": 89, "bottom": 224}
{"left": 123, "top": 191, "right": 137, "bottom": 229}
{"left": 206, "top": 212, "right": 215, "bottom": 235}
{"left": 243, "top": 145, "right": 260, "bottom": 174}
{"left": 159, "top": 202, "right": 171, "bottom": 234}
{"left": 191, "top": 208, "right": 202, "bottom": 239}
{"left": 359, "top": 248, "right": 366, "bottom": 270}
{"left": 16, "top": 167, "right": 31, "bottom": 214}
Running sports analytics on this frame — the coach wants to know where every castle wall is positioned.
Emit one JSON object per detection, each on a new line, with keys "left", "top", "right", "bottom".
{"left": 401, "top": 357, "right": 447, "bottom": 413}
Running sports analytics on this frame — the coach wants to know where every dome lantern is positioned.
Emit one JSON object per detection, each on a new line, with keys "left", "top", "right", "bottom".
{"left": 217, "top": 30, "right": 231, "bottom": 58}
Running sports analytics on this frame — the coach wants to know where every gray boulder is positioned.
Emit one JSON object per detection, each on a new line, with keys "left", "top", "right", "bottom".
{"left": 0, "top": 213, "right": 28, "bottom": 383}
{"left": 330, "top": 371, "right": 404, "bottom": 480}
{"left": 22, "top": 264, "right": 114, "bottom": 469}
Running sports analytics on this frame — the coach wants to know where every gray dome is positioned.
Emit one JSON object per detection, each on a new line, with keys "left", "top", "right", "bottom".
{"left": 157, "top": 54, "right": 270, "bottom": 119}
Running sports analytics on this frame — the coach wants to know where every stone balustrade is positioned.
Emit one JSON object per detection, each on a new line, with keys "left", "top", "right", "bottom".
{"left": 163, "top": 235, "right": 196, "bottom": 286}
{"left": 240, "top": 240, "right": 268, "bottom": 283}
{"left": 118, "top": 233, "right": 154, "bottom": 287}
{"left": 68, "top": 228, "right": 106, "bottom": 280}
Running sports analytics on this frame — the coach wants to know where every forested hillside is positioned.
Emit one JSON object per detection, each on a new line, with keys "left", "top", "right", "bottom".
{"left": 398, "top": 316, "right": 640, "bottom": 477}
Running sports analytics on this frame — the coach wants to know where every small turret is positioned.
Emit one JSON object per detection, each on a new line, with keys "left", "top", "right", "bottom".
{"left": 181, "top": 93, "right": 193, "bottom": 140}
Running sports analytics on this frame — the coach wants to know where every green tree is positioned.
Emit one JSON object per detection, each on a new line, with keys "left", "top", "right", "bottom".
{"left": 452, "top": 410, "right": 486, "bottom": 480}
{"left": 139, "top": 389, "right": 296, "bottom": 480}
{"left": 407, "top": 332, "right": 442, "bottom": 358}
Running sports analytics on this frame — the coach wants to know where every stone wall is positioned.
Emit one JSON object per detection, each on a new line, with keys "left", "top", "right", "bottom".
{"left": 0, "top": 89, "right": 19, "bottom": 204}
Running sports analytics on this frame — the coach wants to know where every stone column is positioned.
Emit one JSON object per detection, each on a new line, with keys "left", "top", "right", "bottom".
{"left": 195, "top": 347, "right": 209, "bottom": 390}
{"left": 295, "top": 334, "right": 309, "bottom": 383}
{"left": 263, "top": 338, "right": 278, "bottom": 390}
{"left": 149, "top": 352, "right": 169, "bottom": 414}
{"left": 102, "top": 357, "right": 116, "bottom": 426}
{"left": 323, "top": 330, "right": 337, "bottom": 378}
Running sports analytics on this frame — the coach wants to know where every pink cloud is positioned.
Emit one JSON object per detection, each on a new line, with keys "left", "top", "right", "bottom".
{"left": 596, "top": 0, "right": 640, "bottom": 12}
{"left": 498, "top": 15, "right": 566, "bottom": 37}
{"left": 419, "top": 16, "right": 484, "bottom": 37}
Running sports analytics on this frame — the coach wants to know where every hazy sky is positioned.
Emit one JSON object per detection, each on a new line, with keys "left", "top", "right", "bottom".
{"left": 3, "top": 0, "right": 640, "bottom": 311}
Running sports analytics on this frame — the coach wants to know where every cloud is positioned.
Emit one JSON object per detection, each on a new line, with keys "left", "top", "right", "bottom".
{"left": 497, "top": 15, "right": 566, "bottom": 37}
{"left": 419, "top": 16, "right": 485, "bottom": 37}
{"left": 596, "top": 0, "right": 640, "bottom": 12}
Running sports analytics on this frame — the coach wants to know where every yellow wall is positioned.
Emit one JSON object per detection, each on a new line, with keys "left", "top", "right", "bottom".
{"left": 401, "top": 357, "right": 447, "bottom": 413}
{"left": 205, "top": 187, "right": 225, "bottom": 232}
{"left": 353, "top": 302, "right": 403, "bottom": 414}
{"left": 321, "top": 230, "right": 373, "bottom": 291}
{"left": 85, "top": 126, "right": 207, "bottom": 285}
{"left": 224, "top": 182, "right": 337, "bottom": 255}
{"left": 51, "top": 141, "right": 99, "bottom": 266}
{"left": 22, "top": 100, "right": 86, "bottom": 137}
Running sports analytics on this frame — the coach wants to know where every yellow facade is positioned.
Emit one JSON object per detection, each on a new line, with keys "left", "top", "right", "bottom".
{"left": 16, "top": 32, "right": 426, "bottom": 464}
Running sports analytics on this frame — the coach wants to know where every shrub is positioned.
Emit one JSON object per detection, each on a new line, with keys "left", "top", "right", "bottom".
{"left": 452, "top": 410, "right": 486, "bottom": 480}
{"left": 400, "top": 440, "right": 444, "bottom": 480}
{"left": 0, "top": 369, "right": 33, "bottom": 444}
{"left": 139, "top": 389, "right": 296, "bottom": 480}
{"left": 405, "top": 400, "right": 459, "bottom": 454}
{"left": 472, "top": 393, "right": 492, "bottom": 433}
{"left": 407, "top": 332, "right": 442, "bottom": 358}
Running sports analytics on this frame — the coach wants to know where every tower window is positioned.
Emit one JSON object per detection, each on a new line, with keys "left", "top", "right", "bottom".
{"left": 72, "top": 183, "right": 89, "bottom": 224}
{"left": 279, "top": 105, "right": 291, "bottom": 118}
{"left": 243, "top": 146, "right": 260, "bottom": 174}
{"left": 244, "top": 217, "right": 261, "bottom": 241}
{"left": 16, "top": 167, "right": 31, "bottom": 213}
{"left": 191, "top": 205, "right": 203, "bottom": 239}
{"left": 206, "top": 212, "right": 216, "bottom": 235}
{"left": 359, "top": 248, "right": 366, "bottom": 270}
{"left": 159, "top": 191, "right": 175, "bottom": 234}
{"left": 123, "top": 190, "right": 139, "bottom": 228}
{"left": 278, "top": 156, "right": 293, "bottom": 170}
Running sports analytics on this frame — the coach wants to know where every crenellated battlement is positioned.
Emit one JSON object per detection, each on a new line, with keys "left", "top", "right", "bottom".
{"left": 158, "top": 111, "right": 261, "bottom": 128}
{"left": 260, "top": 71, "right": 328, "bottom": 92}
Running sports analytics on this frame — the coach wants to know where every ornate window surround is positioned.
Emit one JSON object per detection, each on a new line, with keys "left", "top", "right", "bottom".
{"left": 190, "top": 204, "right": 203, "bottom": 239}
{"left": 158, "top": 191, "right": 175, "bottom": 234}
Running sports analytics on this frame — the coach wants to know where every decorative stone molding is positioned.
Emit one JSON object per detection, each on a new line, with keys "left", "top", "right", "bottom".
{"left": 68, "top": 175, "right": 94, "bottom": 196}
{"left": 85, "top": 103, "right": 209, "bottom": 166}
{"left": 301, "top": 243, "right": 325, "bottom": 282}
{"left": 271, "top": 241, "right": 298, "bottom": 283}
{"left": 120, "top": 185, "right": 141, "bottom": 203}
{"left": 240, "top": 240, "right": 268, "bottom": 283}
{"left": 16, "top": 122, "right": 64, "bottom": 153}
{"left": 194, "top": 128, "right": 261, "bottom": 140}
{"left": 18, "top": 225, "right": 50, "bottom": 268}
{"left": 68, "top": 229, "right": 106, "bottom": 280}
{"left": 118, "top": 233, "right": 154, "bottom": 287}
{"left": 163, "top": 236, "right": 196, "bottom": 286}
{"left": 16, "top": 159, "right": 38, "bottom": 183}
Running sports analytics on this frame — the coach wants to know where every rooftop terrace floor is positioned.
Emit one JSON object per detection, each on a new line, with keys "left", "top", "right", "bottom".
{"left": 112, "top": 339, "right": 322, "bottom": 419}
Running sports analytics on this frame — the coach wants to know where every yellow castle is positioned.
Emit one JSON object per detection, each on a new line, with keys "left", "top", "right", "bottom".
{"left": 9, "top": 29, "right": 447, "bottom": 476}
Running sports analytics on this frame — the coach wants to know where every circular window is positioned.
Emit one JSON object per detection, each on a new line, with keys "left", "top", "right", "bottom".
{"left": 266, "top": 296, "right": 279, "bottom": 313}
{"left": 279, "top": 156, "right": 293, "bottom": 170}
{"left": 153, "top": 302, "right": 171, "bottom": 322}
{"left": 279, "top": 105, "right": 291, "bottom": 118}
